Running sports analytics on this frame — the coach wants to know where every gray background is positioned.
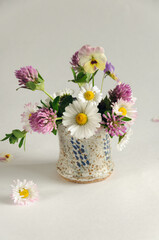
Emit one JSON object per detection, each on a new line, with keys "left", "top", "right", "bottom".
{"left": 0, "top": 0, "right": 159, "bottom": 239}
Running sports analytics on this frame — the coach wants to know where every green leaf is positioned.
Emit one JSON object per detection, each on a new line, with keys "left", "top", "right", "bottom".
{"left": 68, "top": 72, "right": 90, "bottom": 84}
{"left": 49, "top": 100, "right": 54, "bottom": 109}
{"left": 76, "top": 72, "right": 87, "bottom": 83}
{"left": 85, "top": 73, "right": 91, "bottom": 82}
{"left": 89, "top": 70, "right": 98, "bottom": 81}
{"left": 52, "top": 128, "right": 57, "bottom": 135}
{"left": 68, "top": 79, "right": 75, "bottom": 83}
{"left": 6, "top": 134, "right": 12, "bottom": 137}
{"left": 58, "top": 95, "right": 73, "bottom": 117}
{"left": 40, "top": 100, "right": 48, "bottom": 108}
{"left": 1, "top": 135, "right": 10, "bottom": 141}
{"left": 37, "top": 78, "right": 44, "bottom": 83}
{"left": 98, "top": 96, "right": 112, "bottom": 115}
{"left": 71, "top": 68, "right": 76, "bottom": 80}
{"left": 18, "top": 137, "right": 24, "bottom": 148}
{"left": 26, "top": 81, "right": 36, "bottom": 91}
{"left": 38, "top": 72, "right": 44, "bottom": 82}
{"left": 118, "top": 134, "right": 126, "bottom": 143}
{"left": 51, "top": 96, "right": 60, "bottom": 111}
{"left": 121, "top": 116, "right": 132, "bottom": 121}
{"left": 9, "top": 135, "right": 18, "bottom": 144}
{"left": 12, "top": 129, "right": 25, "bottom": 139}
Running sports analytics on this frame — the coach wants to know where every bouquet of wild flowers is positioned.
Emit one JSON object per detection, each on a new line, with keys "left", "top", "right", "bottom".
{"left": 1, "top": 45, "right": 137, "bottom": 151}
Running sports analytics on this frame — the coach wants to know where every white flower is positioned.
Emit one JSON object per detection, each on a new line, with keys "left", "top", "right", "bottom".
{"left": 117, "top": 128, "right": 133, "bottom": 151}
{"left": 56, "top": 88, "right": 74, "bottom": 97}
{"left": 62, "top": 100, "right": 101, "bottom": 139}
{"left": 21, "top": 103, "right": 38, "bottom": 133}
{"left": 112, "top": 99, "right": 137, "bottom": 124}
{"left": 11, "top": 179, "right": 39, "bottom": 206}
{"left": 78, "top": 83, "right": 102, "bottom": 105}
{"left": 0, "top": 152, "right": 13, "bottom": 162}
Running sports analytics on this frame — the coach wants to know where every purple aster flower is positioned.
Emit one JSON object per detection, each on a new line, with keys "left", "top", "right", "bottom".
{"left": 109, "top": 83, "right": 132, "bottom": 103}
{"left": 29, "top": 108, "right": 57, "bottom": 134}
{"left": 70, "top": 51, "right": 79, "bottom": 70}
{"left": 101, "top": 111, "right": 127, "bottom": 137}
{"left": 15, "top": 66, "right": 38, "bottom": 88}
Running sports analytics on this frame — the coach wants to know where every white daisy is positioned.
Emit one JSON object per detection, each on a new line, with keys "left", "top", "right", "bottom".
{"left": 112, "top": 99, "right": 137, "bottom": 124}
{"left": 0, "top": 152, "right": 13, "bottom": 162}
{"left": 78, "top": 83, "right": 102, "bottom": 105}
{"left": 11, "top": 179, "right": 39, "bottom": 206}
{"left": 56, "top": 88, "right": 74, "bottom": 97}
{"left": 21, "top": 103, "right": 38, "bottom": 133}
{"left": 117, "top": 128, "right": 133, "bottom": 151}
{"left": 62, "top": 100, "right": 101, "bottom": 139}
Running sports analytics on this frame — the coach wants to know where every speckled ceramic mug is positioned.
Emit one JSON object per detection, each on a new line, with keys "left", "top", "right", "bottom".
{"left": 57, "top": 124, "right": 114, "bottom": 183}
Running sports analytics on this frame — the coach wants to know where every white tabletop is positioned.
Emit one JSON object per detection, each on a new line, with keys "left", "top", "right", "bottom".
{"left": 0, "top": 0, "right": 159, "bottom": 239}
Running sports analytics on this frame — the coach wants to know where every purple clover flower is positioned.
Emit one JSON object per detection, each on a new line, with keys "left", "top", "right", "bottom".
{"left": 15, "top": 66, "right": 38, "bottom": 88}
{"left": 70, "top": 51, "right": 79, "bottom": 70}
{"left": 101, "top": 111, "right": 127, "bottom": 137}
{"left": 109, "top": 83, "right": 132, "bottom": 103}
{"left": 29, "top": 108, "right": 57, "bottom": 134}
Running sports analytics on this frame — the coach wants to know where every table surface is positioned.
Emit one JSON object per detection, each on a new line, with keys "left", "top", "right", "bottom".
{"left": 0, "top": 0, "right": 159, "bottom": 239}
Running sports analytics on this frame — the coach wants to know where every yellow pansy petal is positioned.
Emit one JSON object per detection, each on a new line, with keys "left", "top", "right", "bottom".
{"left": 83, "top": 61, "right": 97, "bottom": 73}
{"left": 79, "top": 55, "right": 91, "bottom": 66}
{"left": 94, "top": 53, "right": 107, "bottom": 71}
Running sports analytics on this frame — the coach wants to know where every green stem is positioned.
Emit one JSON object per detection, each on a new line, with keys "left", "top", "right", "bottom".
{"left": 23, "top": 136, "right": 26, "bottom": 151}
{"left": 56, "top": 117, "right": 62, "bottom": 121}
{"left": 101, "top": 74, "right": 106, "bottom": 92}
{"left": 92, "top": 75, "right": 95, "bottom": 87}
{"left": 42, "top": 90, "right": 54, "bottom": 101}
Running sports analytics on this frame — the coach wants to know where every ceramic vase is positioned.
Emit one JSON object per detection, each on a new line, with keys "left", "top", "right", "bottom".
{"left": 57, "top": 124, "right": 114, "bottom": 183}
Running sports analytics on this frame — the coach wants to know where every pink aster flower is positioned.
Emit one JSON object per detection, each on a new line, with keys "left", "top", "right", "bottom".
{"left": 15, "top": 66, "right": 38, "bottom": 88}
{"left": 101, "top": 111, "right": 127, "bottom": 137}
{"left": 109, "top": 83, "right": 132, "bottom": 103}
{"left": 29, "top": 108, "right": 57, "bottom": 134}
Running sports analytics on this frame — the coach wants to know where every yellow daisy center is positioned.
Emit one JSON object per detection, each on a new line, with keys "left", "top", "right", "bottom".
{"left": 29, "top": 113, "right": 32, "bottom": 118}
{"left": 76, "top": 113, "right": 88, "bottom": 125}
{"left": 5, "top": 154, "right": 10, "bottom": 158}
{"left": 119, "top": 107, "right": 127, "bottom": 116}
{"left": 84, "top": 91, "right": 95, "bottom": 101}
{"left": 19, "top": 188, "right": 29, "bottom": 198}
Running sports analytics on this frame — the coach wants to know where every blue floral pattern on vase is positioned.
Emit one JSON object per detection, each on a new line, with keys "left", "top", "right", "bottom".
{"left": 70, "top": 137, "right": 89, "bottom": 168}
{"left": 103, "top": 134, "right": 111, "bottom": 161}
